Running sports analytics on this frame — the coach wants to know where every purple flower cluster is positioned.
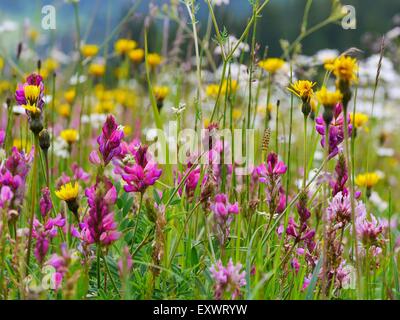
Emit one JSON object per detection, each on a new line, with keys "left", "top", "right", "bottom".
{"left": 39, "top": 187, "right": 53, "bottom": 218}
{"left": 210, "top": 259, "right": 246, "bottom": 300}
{"left": 355, "top": 208, "right": 384, "bottom": 247}
{"left": 82, "top": 178, "right": 121, "bottom": 246}
{"left": 211, "top": 193, "right": 239, "bottom": 244}
{"left": 0, "top": 186, "right": 13, "bottom": 209}
{"left": 90, "top": 115, "right": 124, "bottom": 167}
{"left": 256, "top": 152, "right": 287, "bottom": 214}
{"left": 33, "top": 214, "right": 65, "bottom": 264}
{"left": 0, "top": 147, "right": 33, "bottom": 209}
{"left": 121, "top": 145, "right": 162, "bottom": 194}
{"left": 315, "top": 104, "right": 352, "bottom": 159}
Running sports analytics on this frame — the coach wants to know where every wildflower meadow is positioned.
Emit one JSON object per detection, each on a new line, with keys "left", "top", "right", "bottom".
{"left": 0, "top": 0, "right": 399, "bottom": 303}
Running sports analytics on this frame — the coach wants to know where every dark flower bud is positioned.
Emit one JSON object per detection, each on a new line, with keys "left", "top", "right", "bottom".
{"left": 29, "top": 116, "right": 44, "bottom": 136}
{"left": 322, "top": 106, "right": 334, "bottom": 126}
{"left": 17, "top": 42, "right": 23, "bottom": 60}
{"left": 39, "top": 129, "right": 51, "bottom": 152}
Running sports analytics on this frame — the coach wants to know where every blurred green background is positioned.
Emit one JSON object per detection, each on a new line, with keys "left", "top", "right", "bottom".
{"left": 0, "top": 0, "right": 399, "bottom": 55}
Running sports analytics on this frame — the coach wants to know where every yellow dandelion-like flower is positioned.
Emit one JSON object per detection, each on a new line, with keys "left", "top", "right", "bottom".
{"left": 24, "top": 85, "right": 40, "bottom": 103}
{"left": 258, "top": 58, "right": 285, "bottom": 74}
{"left": 0, "top": 57, "right": 4, "bottom": 71}
{"left": 129, "top": 48, "right": 145, "bottom": 63}
{"left": 13, "top": 139, "right": 32, "bottom": 152}
{"left": 81, "top": 44, "right": 99, "bottom": 58}
{"left": 123, "top": 125, "right": 132, "bottom": 136}
{"left": 332, "top": 55, "right": 358, "bottom": 84}
{"left": 206, "top": 84, "right": 220, "bottom": 98}
{"left": 355, "top": 172, "right": 380, "bottom": 188}
{"left": 350, "top": 112, "right": 369, "bottom": 129}
{"left": 55, "top": 182, "right": 79, "bottom": 202}
{"left": 95, "top": 101, "right": 115, "bottom": 114}
{"left": 43, "top": 58, "right": 59, "bottom": 72}
{"left": 88, "top": 63, "right": 106, "bottom": 77}
{"left": 60, "top": 129, "right": 79, "bottom": 144}
{"left": 153, "top": 86, "right": 169, "bottom": 101}
{"left": 288, "top": 80, "right": 316, "bottom": 102}
{"left": 205, "top": 80, "right": 238, "bottom": 99}
{"left": 147, "top": 53, "right": 163, "bottom": 68}
{"left": 114, "top": 39, "right": 137, "bottom": 55}
{"left": 23, "top": 104, "right": 41, "bottom": 114}
{"left": 0, "top": 80, "right": 10, "bottom": 93}
{"left": 315, "top": 87, "right": 343, "bottom": 107}
{"left": 58, "top": 104, "right": 71, "bottom": 118}
{"left": 64, "top": 89, "right": 76, "bottom": 104}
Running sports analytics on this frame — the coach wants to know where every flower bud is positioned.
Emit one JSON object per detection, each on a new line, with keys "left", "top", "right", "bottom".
{"left": 39, "top": 129, "right": 51, "bottom": 152}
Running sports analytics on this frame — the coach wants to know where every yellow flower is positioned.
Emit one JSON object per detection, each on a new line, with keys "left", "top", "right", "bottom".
{"left": 206, "top": 84, "right": 220, "bottom": 98}
{"left": 147, "top": 53, "right": 163, "bottom": 68}
{"left": 205, "top": 80, "right": 238, "bottom": 98}
{"left": 43, "top": 58, "right": 59, "bottom": 72}
{"left": 355, "top": 172, "right": 380, "bottom": 188}
{"left": 13, "top": 139, "right": 31, "bottom": 152}
{"left": 23, "top": 104, "right": 41, "bottom": 114}
{"left": 40, "top": 68, "right": 49, "bottom": 80}
{"left": 288, "top": 80, "right": 316, "bottom": 101}
{"left": 24, "top": 85, "right": 40, "bottom": 102}
{"left": 55, "top": 182, "right": 79, "bottom": 201}
{"left": 332, "top": 55, "right": 358, "bottom": 84}
{"left": 350, "top": 113, "right": 369, "bottom": 129}
{"left": 28, "top": 29, "right": 39, "bottom": 42}
{"left": 129, "top": 48, "right": 144, "bottom": 63}
{"left": 323, "top": 58, "right": 336, "bottom": 71}
{"left": 81, "top": 44, "right": 99, "bottom": 58}
{"left": 315, "top": 87, "right": 342, "bottom": 107}
{"left": 58, "top": 104, "right": 71, "bottom": 117}
{"left": 88, "top": 63, "right": 106, "bottom": 77}
{"left": 0, "top": 57, "right": 4, "bottom": 71}
{"left": 0, "top": 80, "right": 10, "bottom": 93}
{"left": 123, "top": 125, "right": 132, "bottom": 136}
{"left": 95, "top": 101, "right": 115, "bottom": 114}
{"left": 64, "top": 89, "right": 76, "bottom": 104}
{"left": 258, "top": 58, "right": 285, "bottom": 74}
{"left": 60, "top": 129, "right": 79, "bottom": 144}
{"left": 232, "top": 109, "right": 242, "bottom": 121}
{"left": 114, "top": 39, "right": 137, "bottom": 55}
{"left": 204, "top": 118, "right": 210, "bottom": 128}
{"left": 153, "top": 86, "right": 169, "bottom": 101}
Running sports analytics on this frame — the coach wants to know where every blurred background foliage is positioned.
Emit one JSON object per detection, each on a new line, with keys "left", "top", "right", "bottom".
{"left": 0, "top": 0, "right": 399, "bottom": 56}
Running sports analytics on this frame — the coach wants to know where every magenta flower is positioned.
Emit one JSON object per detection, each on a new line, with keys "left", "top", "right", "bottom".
{"left": 82, "top": 178, "right": 121, "bottom": 246}
{"left": 210, "top": 259, "right": 246, "bottom": 300}
{"left": 15, "top": 73, "right": 45, "bottom": 110}
{"left": 256, "top": 152, "right": 287, "bottom": 215}
{"left": 0, "top": 147, "right": 32, "bottom": 208}
{"left": 327, "top": 191, "right": 351, "bottom": 224}
{"left": 210, "top": 193, "right": 239, "bottom": 244}
{"left": 121, "top": 145, "right": 162, "bottom": 194}
{"left": 0, "top": 186, "right": 13, "bottom": 209}
{"left": 355, "top": 209, "right": 383, "bottom": 246}
{"left": 177, "top": 162, "right": 202, "bottom": 198}
{"left": 315, "top": 104, "right": 352, "bottom": 159}
{"left": 39, "top": 187, "right": 53, "bottom": 218}
{"left": 46, "top": 243, "right": 70, "bottom": 289}
{"left": 71, "top": 163, "right": 90, "bottom": 183}
{"left": 33, "top": 214, "right": 65, "bottom": 264}
{"left": 96, "top": 115, "right": 124, "bottom": 166}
